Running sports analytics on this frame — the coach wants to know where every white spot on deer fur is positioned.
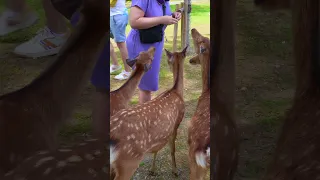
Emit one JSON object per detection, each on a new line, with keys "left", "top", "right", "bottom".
{"left": 43, "top": 167, "right": 52, "bottom": 175}
{"left": 154, "top": 121, "right": 157, "bottom": 125}
{"left": 196, "top": 151, "right": 208, "bottom": 168}
{"left": 57, "top": 161, "right": 67, "bottom": 168}
{"left": 35, "top": 156, "right": 54, "bottom": 167}
{"left": 86, "top": 138, "right": 98, "bottom": 142}
{"left": 67, "top": 155, "right": 83, "bottom": 162}
{"left": 58, "top": 149, "right": 72, "bottom": 152}
{"left": 131, "top": 134, "right": 136, "bottom": 139}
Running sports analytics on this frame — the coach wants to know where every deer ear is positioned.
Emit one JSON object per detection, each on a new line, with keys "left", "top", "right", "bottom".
{"left": 181, "top": 45, "right": 188, "bottom": 57}
{"left": 126, "top": 59, "right": 137, "bottom": 67}
{"left": 165, "top": 49, "right": 173, "bottom": 59}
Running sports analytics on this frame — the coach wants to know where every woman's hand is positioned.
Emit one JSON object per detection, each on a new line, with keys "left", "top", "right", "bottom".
{"left": 172, "top": 11, "right": 182, "bottom": 20}
{"left": 161, "top": 15, "right": 179, "bottom": 25}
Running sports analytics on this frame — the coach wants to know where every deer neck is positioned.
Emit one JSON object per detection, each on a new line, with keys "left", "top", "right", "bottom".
{"left": 172, "top": 61, "right": 184, "bottom": 97}
{"left": 292, "top": 0, "right": 320, "bottom": 94}
{"left": 20, "top": 20, "right": 107, "bottom": 125}
{"left": 201, "top": 55, "right": 210, "bottom": 93}
{"left": 115, "top": 64, "right": 145, "bottom": 99}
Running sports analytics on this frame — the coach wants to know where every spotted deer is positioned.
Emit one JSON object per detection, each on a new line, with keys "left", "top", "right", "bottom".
{"left": 110, "top": 47, "right": 155, "bottom": 116}
{"left": 0, "top": 0, "right": 108, "bottom": 174}
{"left": 211, "top": 0, "right": 239, "bottom": 179}
{"left": 255, "top": 0, "right": 320, "bottom": 179}
{"left": 1, "top": 137, "right": 107, "bottom": 180}
{"left": 187, "top": 28, "right": 211, "bottom": 180}
{"left": 110, "top": 46, "right": 188, "bottom": 180}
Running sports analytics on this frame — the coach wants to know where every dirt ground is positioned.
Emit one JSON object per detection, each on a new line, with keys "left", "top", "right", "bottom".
{"left": 0, "top": 0, "right": 294, "bottom": 179}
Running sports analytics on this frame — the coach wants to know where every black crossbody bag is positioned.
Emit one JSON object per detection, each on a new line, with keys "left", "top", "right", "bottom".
{"left": 138, "top": 1, "right": 166, "bottom": 44}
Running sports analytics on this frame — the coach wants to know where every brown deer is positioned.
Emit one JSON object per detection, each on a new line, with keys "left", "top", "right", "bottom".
{"left": 187, "top": 28, "right": 211, "bottom": 180}
{"left": 110, "top": 46, "right": 188, "bottom": 180}
{"left": 255, "top": 0, "right": 320, "bottom": 179}
{"left": 110, "top": 47, "right": 155, "bottom": 116}
{"left": 0, "top": 0, "right": 108, "bottom": 174}
{"left": 1, "top": 138, "right": 108, "bottom": 180}
{"left": 211, "top": 0, "right": 239, "bottom": 179}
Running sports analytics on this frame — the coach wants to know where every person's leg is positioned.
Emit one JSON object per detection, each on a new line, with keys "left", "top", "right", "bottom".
{"left": 116, "top": 42, "right": 130, "bottom": 72}
{"left": 139, "top": 90, "right": 152, "bottom": 104}
{"left": 110, "top": 42, "right": 120, "bottom": 66}
{"left": 13, "top": 0, "right": 69, "bottom": 58}
{"left": 43, "top": 0, "right": 68, "bottom": 34}
{"left": 113, "top": 12, "right": 131, "bottom": 80}
{"left": 110, "top": 15, "right": 122, "bottom": 75}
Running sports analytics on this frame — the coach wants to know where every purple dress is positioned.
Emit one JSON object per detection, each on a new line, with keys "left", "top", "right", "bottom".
{"left": 127, "top": 0, "right": 172, "bottom": 91}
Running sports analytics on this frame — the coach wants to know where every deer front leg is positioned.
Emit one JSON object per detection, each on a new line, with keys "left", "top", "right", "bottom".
{"left": 149, "top": 152, "right": 158, "bottom": 176}
{"left": 169, "top": 130, "right": 178, "bottom": 176}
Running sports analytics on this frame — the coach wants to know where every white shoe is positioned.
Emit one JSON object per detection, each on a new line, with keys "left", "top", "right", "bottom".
{"left": 114, "top": 70, "right": 131, "bottom": 80}
{"left": 0, "top": 10, "right": 38, "bottom": 36}
{"left": 110, "top": 64, "right": 122, "bottom": 75}
{"left": 13, "top": 27, "right": 68, "bottom": 58}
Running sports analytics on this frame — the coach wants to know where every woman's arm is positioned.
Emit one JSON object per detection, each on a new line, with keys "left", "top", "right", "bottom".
{"left": 129, "top": 6, "right": 165, "bottom": 29}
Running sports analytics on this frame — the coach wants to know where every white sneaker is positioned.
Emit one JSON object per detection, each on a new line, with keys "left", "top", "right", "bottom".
{"left": 13, "top": 27, "right": 68, "bottom": 58}
{"left": 114, "top": 70, "right": 131, "bottom": 80}
{"left": 110, "top": 64, "right": 122, "bottom": 75}
{"left": 0, "top": 10, "right": 38, "bottom": 36}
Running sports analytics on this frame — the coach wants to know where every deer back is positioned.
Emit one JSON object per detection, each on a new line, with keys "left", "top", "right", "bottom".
{"left": 110, "top": 91, "right": 185, "bottom": 158}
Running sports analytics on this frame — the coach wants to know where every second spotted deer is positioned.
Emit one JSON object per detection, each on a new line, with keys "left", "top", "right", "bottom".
{"left": 110, "top": 46, "right": 188, "bottom": 180}
{"left": 188, "top": 28, "right": 211, "bottom": 180}
{"left": 110, "top": 47, "right": 155, "bottom": 116}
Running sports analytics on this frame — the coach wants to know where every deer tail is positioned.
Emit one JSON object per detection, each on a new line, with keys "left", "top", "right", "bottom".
{"left": 110, "top": 140, "right": 118, "bottom": 164}
{"left": 195, "top": 145, "right": 210, "bottom": 168}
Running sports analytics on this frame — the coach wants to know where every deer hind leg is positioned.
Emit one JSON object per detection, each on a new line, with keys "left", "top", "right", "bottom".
{"left": 149, "top": 152, "right": 158, "bottom": 176}
{"left": 113, "top": 159, "right": 140, "bottom": 180}
{"left": 169, "top": 129, "right": 178, "bottom": 176}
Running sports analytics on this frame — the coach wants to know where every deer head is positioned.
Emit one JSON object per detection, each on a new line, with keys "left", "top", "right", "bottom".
{"left": 165, "top": 46, "right": 188, "bottom": 72}
{"left": 254, "top": 0, "right": 292, "bottom": 10}
{"left": 190, "top": 28, "right": 210, "bottom": 65}
{"left": 126, "top": 46, "right": 155, "bottom": 72}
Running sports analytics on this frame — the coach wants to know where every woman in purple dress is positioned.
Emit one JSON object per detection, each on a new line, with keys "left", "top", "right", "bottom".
{"left": 127, "top": 0, "right": 182, "bottom": 103}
